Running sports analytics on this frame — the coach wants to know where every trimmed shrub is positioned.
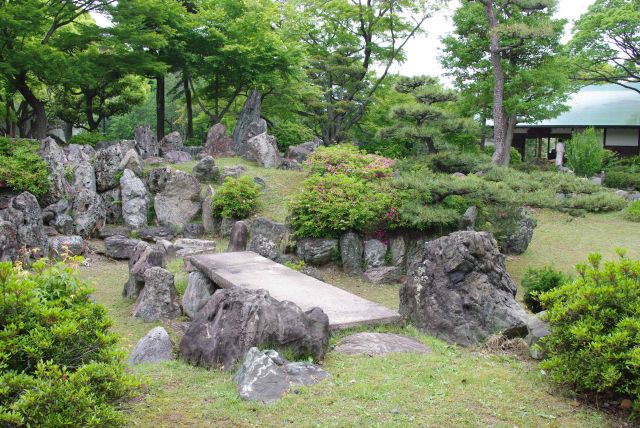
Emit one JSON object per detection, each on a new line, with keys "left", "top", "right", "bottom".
{"left": 604, "top": 170, "right": 640, "bottom": 191}
{"left": 565, "top": 128, "right": 604, "bottom": 177}
{"left": 0, "top": 137, "right": 50, "bottom": 197}
{"left": 539, "top": 253, "right": 640, "bottom": 413}
{"left": 211, "top": 176, "right": 261, "bottom": 219}
{"left": 307, "top": 145, "right": 395, "bottom": 179}
{"left": 521, "top": 266, "right": 572, "bottom": 313}
{"left": 428, "top": 150, "right": 491, "bottom": 174}
{"left": 68, "top": 131, "right": 113, "bottom": 147}
{"left": 0, "top": 258, "right": 138, "bottom": 426}
{"left": 623, "top": 200, "right": 640, "bottom": 222}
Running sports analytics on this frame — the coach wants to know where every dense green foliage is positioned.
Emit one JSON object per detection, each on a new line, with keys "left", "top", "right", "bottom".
{"left": 604, "top": 171, "right": 640, "bottom": 191}
{"left": 68, "top": 131, "right": 114, "bottom": 147}
{"left": 0, "top": 259, "right": 138, "bottom": 426}
{"left": 210, "top": 176, "right": 261, "bottom": 219}
{"left": 565, "top": 128, "right": 604, "bottom": 177}
{"left": 0, "top": 137, "right": 50, "bottom": 197}
{"left": 623, "top": 200, "right": 640, "bottom": 222}
{"left": 521, "top": 266, "right": 572, "bottom": 313}
{"left": 539, "top": 252, "right": 640, "bottom": 413}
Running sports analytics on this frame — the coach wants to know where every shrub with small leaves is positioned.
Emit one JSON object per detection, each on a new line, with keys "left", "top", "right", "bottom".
{"left": 211, "top": 176, "right": 261, "bottom": 219}
{"left": 565, "top": 128, "right": 604, "bottom": 177}
{"left": 521, "top": 266, "right": 572, "bottom": 313}
{"left": 604, "top": 170, "right": 640, "bottom": 191}
{"left": 623, "top": 200, "right": 640, "bottom": 222}
{"left": 539, "top": 252, "right": 640, "bottom": 414}
{"left": 307, "top": 144, "right": 395, "bottom": 179}
{"left": 0, "top": 137, "right": 50, "bottom": 197}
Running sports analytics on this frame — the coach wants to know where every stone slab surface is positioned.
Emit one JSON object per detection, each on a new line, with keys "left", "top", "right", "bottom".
{"left": 334, "top": 332, "right": 431, "bottom": 356}
{"left": 189, "top": 251, "right": 401, "bottom": 330}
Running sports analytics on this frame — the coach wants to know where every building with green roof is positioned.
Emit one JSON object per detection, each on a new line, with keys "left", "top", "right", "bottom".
{"left": 513, "top": 83, "right": 640, "bottom": 159}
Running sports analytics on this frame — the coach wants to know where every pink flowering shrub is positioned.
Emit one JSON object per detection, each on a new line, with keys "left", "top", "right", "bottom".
{"left": 307, "top": 145, "right": 395, "bottom": 179}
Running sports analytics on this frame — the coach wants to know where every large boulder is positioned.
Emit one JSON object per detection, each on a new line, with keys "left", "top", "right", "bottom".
{"left": 132, "top": 267, "right": 181, "bottom": 322}
{"left": 72, "top": 189, "right": 107, "bottom": 237}
{"left": 235, "top": 348, "right": 330, "bottom": 403}
{"left": 39, "top": 137, "right": 71, "bottom": 204}
{"left": 154, "top": 170, "right": 201, "bottom": 232}
{"left": 227, "top": 220, "right": 249, "bottom": 252}
{"left": 389, "top": 236, "right": 406, "bottom": 268}
{"left": 48, "top": 235, "right": 84, "bottom": 257}
{"left": 503, "top": 208, "right": 536, "bottom": 255}
{"left": 134, "top": 125, "right": 158, "bottom": 158}
{"left": 364, "top": 239, "right": 387, "bottom": 269}
{"left": 296, "top": 238, "right": 339, "bottom": 266}
{"left": 246, "top": 133, "right": 280, "bottom": 168}
{"left": 100, "top": 187, "right": 122, "bottom": 225}
{"left": 158, "top": 131, "right": 183, "bottom": 156}
{"left": 129, "top": 327, "right": 174, "bottom": 365}
{"left": 123, "top": 241, "right": 165, "bottom": 299}
{"left": 285, "top": 139, "right": 322, "bottom": 163}
{"left": 400, "top": 231, "right": 529, "bottom": 346}
{"left": 64, "top": 144, "right": 94, "bottom": 165}
{"left": 120, "top": 169, "right": 148, "bottom": 229}
{"left": 233, "top": 90, "right": 265, "bottom": 157}
{"left": 203, "top": 123, "right": 234, "bottom": 157}
{"left": 340, "top": 232, "right": 363, "bottom": 276}
{"left": 0, "top": 221, "right": 17, "bottom": 262}
{"left": 192, "top": 156, "right": 219, "bottom": 182}
{"left": 94, "top": 144, "right": 124, "bottom": 192}
{"left": 163, "top": 150, "right": 192, "bottom": 164}
{"left": 0, "top": 192, "right": 48, "bottom": 258}
{"left": 70, "top": 163, "right": 96, "bottom": 193}
{"left": 118, "top": 149, "right": 144, "bottom": 177}
{"left": 182, "top": 271, "right": 217, "bottom": 319}
{"left": 526, "top": 312, "right": 550, "bottom": 360}
{"left": 363, "top": 266, "right": 402, "bottom": 284}
{"left": 248, "top": 217, "right": 288, "bottom": 260}
{"left": 104, "top": 235, "right": 142, "bottom": 259}
{"left": 179, "top": 288, "right": 329, "bottom": 370}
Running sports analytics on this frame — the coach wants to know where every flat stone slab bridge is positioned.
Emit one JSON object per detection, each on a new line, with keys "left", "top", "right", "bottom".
{"left": 188, "top": 251, "right": 402, "bottom": 330}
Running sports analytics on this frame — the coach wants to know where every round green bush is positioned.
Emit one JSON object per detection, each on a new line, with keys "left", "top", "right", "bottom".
{"left": 211, "top": 176, "right": 261, "bottom": 219}
{"left": 521, "top": 266, "right": 572, "bottom": 313}
{"left": 0, "top": 138, "right": 50, "bottom": 197}
{"left": 565, "top": 128, "right": 604, "bottom": 177}
{"left": 623, "top": 200, "right": 640, "bottom": 222}
{"left": 604, "top": 170, "right": 640, "bottom": 191}
{"left": 539, "top": 252, "right": 640, "bottom": 413}
{"left": 0, "top": 259, "right": 138, "bottom": 426}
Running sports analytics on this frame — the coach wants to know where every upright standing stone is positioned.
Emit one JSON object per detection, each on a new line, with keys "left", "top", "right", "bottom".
{"left": 132, "top": 267, "right": 181, "bottom": 322}
{"left": 100, "top": 187, "right": 122, "bottom": 224}
{"left": 154, "top": 170, "right": 201, "bottom": 232}
{"left": 94, "top": 144, "right": 124, "bottom": 192}
{"left": 119, "top": 149, "right": 144, "bottom": 177}
{"left": 201, "top": 186, "right": 217, "bottom": 234}
{"left": 340, "top": 232, "right": 363, "bottom": 276}
{"left": 364, "top": 239, "right": 387, "bottom": 269}
{"left": 158, "top": 131, "right": 183, "bottom": 156}
{"left": 227, "top": 221, "right": 249, "bottom": 252}
{"left": 0, "top": 221, "right": 17, "bottom": 261}
{"left": 248, "top": 217, "right": 288, "bottom": 260}
{"left": 0, "top": 192, "right": 48, "bottom": 258}
{"left": 120, "top": 169, "right": 148, "bottom": 229}
{"left": 389, "top": 236, "right": 406, "bottom": 268}
{"left": 129, "top": 327, "right": 174, "bottom": 365}
{"left": 39, "top": 137, "right": 70, "bottom": 205}
{"left": 246, "top": 133, "right": 280, "bottom": 168}
{"left": 203, "top": 123, "right": 234, "bottom": 157}
{"left": 182, "top": 271, "right": 216, "bottom": 319}
{"left": 232, "top": 90, "right": 265, "bottom": 157}
{"left": 72, "top": 189, "right": 107, "bottom": 238}
{"left": 134, "top": 125, "right": 158, "bottom": 158}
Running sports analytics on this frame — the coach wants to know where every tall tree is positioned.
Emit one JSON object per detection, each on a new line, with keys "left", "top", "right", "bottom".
{"left": 570, "top": 0, "right": 640, "bottom": 94}
{"left": 295, "top": 0, "right": 440, "bottom": 144}
{"left": 442, "top": 0, "right": 570, "bottom": 165}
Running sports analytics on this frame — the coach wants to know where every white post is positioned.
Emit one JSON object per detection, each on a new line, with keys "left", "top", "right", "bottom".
{"left": 556, "top": 142, "right": 565, "bottom": 169}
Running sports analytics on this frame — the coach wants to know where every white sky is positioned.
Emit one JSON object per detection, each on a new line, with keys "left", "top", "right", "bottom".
{"left": 393, "top": 0, "right": 596, "bottom": 79}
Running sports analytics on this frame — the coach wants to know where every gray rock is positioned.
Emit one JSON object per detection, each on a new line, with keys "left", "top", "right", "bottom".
{"left": 340, "top": 232, "right": 363, "bottom": 276}
{"left": 459, "top": 206, "right": 478, "bottom": 231}
{"left": 134, "top": 125, "right": 158, "bottom": 158}
{"left": 203, "top": 123, "right": 234, "bottom": 157}
{"left": 0, "top": 192, "right": 48, "bottom": 259}
{"left": 180, "top": 288, "right": 329, "bottom": 370}
{"left": 64, "top": 144, "right": 94, "bottom": 165}
{"left": 120, "top": 169, "right": 148, "bottom": 229}
{"left": 227, "top": 220, "right": 249, "bottom": 252}
{"left": 296, "top": 238, "right": 339, "bottom": 266}
{"left": 71, "top": 163, "right": 96, "bottom": 193}
{"left": 104, "top": 235, "right": 141, "bottom": 259}
{"left": 184, "top": 223, "right": 205, "bottom": 239}
{"left": 53, "top": 214, "right": 74, "bottom": 235}
{"left": 173, "top": 238, "right": 216, "bottom": 258}
{"left": 123, "top": 241, "right": 165, "bottom": 299}
{"left": 526, "top": 312, "right": 550, "bottom": 360}
{"left": 219, "top": 165, "right": 247, "bottom": 183}
{"left": 363, "top": 266, "right": 402, "bottom": 284}
{"left": 163, "top": 150, "right": 192, "bottom": 164}
{"left": 220, "top": 217, "right": 235, "bottom": 238}
{"left": 158, "top": 131, "right": 183, "bottom": 155}
{"left": 278, "top": 158, "right": 303, "bottom": 171}
{"left": 246, "top": 132, "right": 280, "bottom": 168}
{"left": 300, "top": 265, "right": 324, "bottom": 281}
{"left": 98, "top": 225, "right": 129, "bottom": 239}
{"left": 334, "top": 332, "right": 431, "bottom": 356}
{"left": 100, "top": 187, "right": 122, "bottom": 225}
{"left": 400, "top": 231, "right": 529, "bottom": 346}
{"left": 43, "top": 199, "right": 69, "bottom": 218}
{"left": 233, "top": 90, "right": 265, "bottom": 157}
{"left": 503, "top": 208, "right": 536, "bottom": 255}
{"left": 248, "top": 217, "right": 288, "bottom": 260}
{"left": 285, "top": 139, "right": 322, "bottom": 163}
{"left": 48, "top": 235, "right": 84, "bottom": 257}
{"left": 389, "top": 236, "right": 406, "bottom": 268}
{"left": 132, "top": 267, "right": 181, "bottom": 322}
{"left": 201, "top": 186, "right": 216, "bottom": 234}
{"left": 94, "top": 144, "right": 124, "bottom": 192}
{"left": 192, "top": 156, "right": 219, "bottom": 182}
{"left": 119, "top": 149, "right": 144, "bottom": 177}
{"left": 0, "top": 221, "right": 17, "bottom": 261}
{"left": 72, "top": 189, "right": 107, "bottom": 238}
{"left": 364, "top": 239, "right": 387, "bottom": 269}
{"left": 145, "top": 167, "right": 172, "bottom": 193}
{"left": 39, "top": 137, "right": 71, "bottom": 204}
{"left": 253, "top": 176, "right": 266, "bottom": 190}
{"left": 235, "top": 348, "right": 330, "bottom": 403}
{"left": 182, "top": 271, "right": 217, "bottom": 319}
{"left": 129, "top": 326, "right": 174, "bottom": 365}
{"left": 138, "top": 226, "right": 175, "bottom": 242}
{"left": 154, "top": 170, "right": 201, "bottom": 232}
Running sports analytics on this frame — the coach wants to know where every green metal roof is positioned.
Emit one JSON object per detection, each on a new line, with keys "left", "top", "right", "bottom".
{"left": 519, "top": 83, "right": 640, "bottom": 127}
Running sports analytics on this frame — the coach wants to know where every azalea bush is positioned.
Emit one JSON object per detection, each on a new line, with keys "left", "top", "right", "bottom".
{"left": 211, "top": 176, "right": 261, "bottom": 219}
{"left": 539, "top": 252, "right": 640, "bottom": 414}
{"left": 0, "top": 258, "right": 138, "bottom": 426}
{"left": 521, "top": 266, "right": 572, "bottom": 313}
{"left": 306, "top": 144, "right": 395, "bottom": 179}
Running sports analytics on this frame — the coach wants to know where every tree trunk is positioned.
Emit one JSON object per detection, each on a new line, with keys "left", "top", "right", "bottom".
{"left": 14, "top": 74, "right": 47, "bottom": 139}
{"left": 479, "top": 115, "right": 487, "bottom": 150}
{"left": 425, "top": 137, "right": 438, "bottom": 154}
{"left": 63, "top": 122, "right": 73, "bottom": 142}
{"left": 183, "top": 74, "right": 193, "bottom": 140}
{"left": 499, "top": 114, "right": 517, "bottom": 166}
{"left": 156, "top": 75, "right": 165, "bottom": 142}
{"left": 483, "top": 1, "right": 508, "bottom": 166}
